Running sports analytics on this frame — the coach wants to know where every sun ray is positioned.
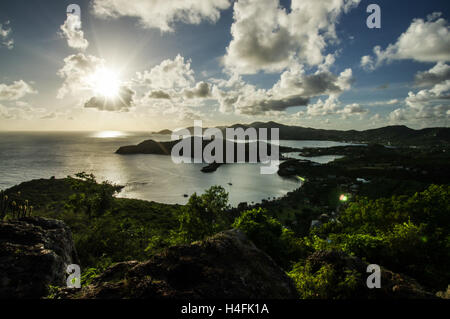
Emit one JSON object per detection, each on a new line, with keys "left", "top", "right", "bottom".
{"left": 88, "top": 67, "right": 121, "bottom": 98}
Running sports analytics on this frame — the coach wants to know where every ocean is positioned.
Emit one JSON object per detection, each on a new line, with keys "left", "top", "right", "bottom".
{"left": 0, "top": 131, "right": 351, "bottom": 206}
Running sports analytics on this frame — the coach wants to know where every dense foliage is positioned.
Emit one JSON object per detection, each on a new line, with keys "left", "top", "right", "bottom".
{"left": 288, "top": 261, "right": 361, "bottom": 299}
{"left": 4, "top": 172, "right": 448, "bottom": 298}
{"left": 232, "top": 208, "right": 309, "bottom": 269}
{"left": 178, "top": 186, "right": 230, "bottom": 242}
{"left": 231, "top": 185, "right": 449, "bottom": 296}
{"left": 310, "top": 185, "right": 450, "bottom": 290}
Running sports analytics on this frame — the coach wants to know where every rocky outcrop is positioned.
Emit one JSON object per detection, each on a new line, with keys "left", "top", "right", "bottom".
{"left": 116, "top": 136, "right": 299, "bottom": 161}
{"left": 59, "top": 229, "right": 298, "bottom": 299}
{"left": 0, "top": 217, "right": 78, "bottom": 299}
{"left": 116, "top": 139, "right": 177, "bottom": 155}
{"left": 200, "top": 162, "right": 223, "bottom": 173}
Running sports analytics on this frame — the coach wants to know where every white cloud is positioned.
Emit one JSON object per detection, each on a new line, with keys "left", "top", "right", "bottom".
{"left": 0, "top": 102, "right": 47, "bottom": 120}
{"left": 364, "top": 99, "right": 400, "bottom": 106}
{"left": 57, "top": 53, "right": 105, "bottom": 99}
{"left": 389, "top": 66, "right": 450, "bottom": 124}
{"left": 406, "top": 63, "right": 450, "bottom": 109}
{"left": 387, "top": 99, "right": 400, "bottom": 105}
{"left": 389, "top": 104, "right": 449, "bottom": 124}
{"left": 364, "top": 13, "right": 450, "bottom": 69}
{"left": 223, "top": 0, "right": 360, "bottom": 74}
{"left": 406, "top": 80, "right": 450, "bottom": 108}
{"left": 307, "top": 95, "right": 340, "bottom": 116}
{"left": 370, "top": 113, "right": 382, "bottom": 122}
{"left": 213, "top": 63, "right": 354, "bottom": 115}
{"left": 338, "top": 103, "right": 368, "bottom": 115}
{"left": 0, "top": 21, "right": 14, "bottom": 49}
{"left": 389, "top": 108, "right": 408, "bottom": 122}
{"left": 134, "top": 54, "right": 195, "bottom": 90}
{"left": 133, "top": 55, "right": 218, "bottom": 117}
{"left": 360, "top": 55, "right": 374, "bottom": 71}
{"left": 0, "top": 104, "right": 12, "bottom": 119}
{"left": 118, "top": 52, "right": 355, "bottom": 118}
{"left": 60, "top": 14, "right": 89, "bottom": 51}
{"left": 383, "top": 61, "right": 450, "bottom": 125}
{"left": 92, "top": 0, "right": 231, "bottom": 32}
{"left": 57, "top": 53, "right": 136, "bottom": 112}
{"left": 0, "top": 80, "right": 37, "bottom": 101}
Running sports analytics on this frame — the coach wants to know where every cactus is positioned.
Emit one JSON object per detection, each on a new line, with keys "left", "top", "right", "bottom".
{"left": 0, "top": 190, "right": 9, "bottom": 221}
{"left": 0, "top": 190, "right": 33, "bottom": 220}
{"left": 18, "top": 201, "right": 32, "bottom": 218}
{"left": 11, "top": 201, "right": 17, "bottom": 219}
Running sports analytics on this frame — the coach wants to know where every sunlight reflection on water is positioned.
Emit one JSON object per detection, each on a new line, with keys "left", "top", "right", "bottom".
{"left": 0, "top": 132, "right": 356, "bottom": 206}
{"left": 91, "top": 131, "right": 129, "bottom": 138}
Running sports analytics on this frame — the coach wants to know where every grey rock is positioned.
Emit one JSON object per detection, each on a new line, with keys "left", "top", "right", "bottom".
{"left": 0, "top": 217, "right": 78, "bottom": 299}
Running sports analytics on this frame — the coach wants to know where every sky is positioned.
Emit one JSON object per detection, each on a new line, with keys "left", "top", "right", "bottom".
{"left": 0, "top": 0, "right": 449, "bottom": 131}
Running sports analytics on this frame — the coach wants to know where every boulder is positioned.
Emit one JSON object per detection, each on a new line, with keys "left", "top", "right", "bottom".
{"left": 0, "top": 217, "right": 78, "bottom": 299}
{"left": 59, "top": 229, "right": 298, "bottom": 299}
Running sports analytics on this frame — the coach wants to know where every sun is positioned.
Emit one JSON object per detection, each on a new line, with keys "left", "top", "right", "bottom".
{"left": 89, "top": 67, "right": 121, "bottom": 98}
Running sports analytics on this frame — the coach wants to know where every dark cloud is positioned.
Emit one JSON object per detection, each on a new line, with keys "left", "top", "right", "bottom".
{"left": 298, "top": 72, "right": 343, "bottom": 96}
{"left": 183, "top": 82, "right": 211, "bottom": 99}
{"left": 376, "top": 83, "right": 389, "bottom": 90}
{"left": 238, "top": 95, "right": 310, "bottom": 115}
{"left": 230, "top": 68, "right": 353, "bottom": 115}
{"left": 84, "top": 86, "right": 135, "bottom": 112}
{"left": 414, "top": 62, "right": 450, "bottom": 87}
{"left": 148, "top": 90, "right": 171, "bottom": 99}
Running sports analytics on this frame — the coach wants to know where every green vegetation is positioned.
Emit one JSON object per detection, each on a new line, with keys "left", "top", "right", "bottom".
{"left": 232, "top": 208, "right": 308, "bottom": 269}
{"left": 288, "top": 261, "right": 361, "bottom": 299}
{"left": 238, "top": 185, "right": 448, "bottom": 296}
{"left": 4, "top": 173, "right": 183, "bottom": 269}
{"left": 178, "top": 185, "right": 230, "bottom": 242}
{"left": 3, "top": 167, "right": 449, "bottom": 298}
{"left": 310, "top": 185, "right": 450, "bottom": 290}
{"left": 0, "top": 190, "right": 33, "bottom": 220}
{"left": 66, "top": 172, "right": 123, "bottom": 220}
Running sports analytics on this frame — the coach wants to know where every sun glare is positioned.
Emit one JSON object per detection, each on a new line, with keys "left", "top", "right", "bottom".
{"left": 89, "top": 67, "right": 121, "bottom": 98}
{"left": 92, "top": 131, "right": 126, "bottom": 138}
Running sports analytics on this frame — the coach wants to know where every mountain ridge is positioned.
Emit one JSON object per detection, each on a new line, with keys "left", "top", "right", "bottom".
{"left": 157, "top": 122, "right": 449, "bottom": 146}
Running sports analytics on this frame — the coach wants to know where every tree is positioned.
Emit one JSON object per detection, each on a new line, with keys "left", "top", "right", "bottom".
{"left": 179, "top": 185, "right": 230, "bottom": 242}
{"left": 232, "top": 207, "right": 309, "bottom": 269}
{"left": 66, "top": 172, "right": 123, "bottom": 219}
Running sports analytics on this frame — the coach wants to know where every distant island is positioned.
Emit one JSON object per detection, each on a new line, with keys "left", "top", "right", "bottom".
{"left": 116, "top": 136, "right": 299, "bottom": 155}
{"left": 151, "top": 129, "right": 172, "bottom": 135}
{"left": 116, "top": 136, "right": 299, "bottom": 172}
{"left": 148, "top": 121, "right": 450, "bottom": 147}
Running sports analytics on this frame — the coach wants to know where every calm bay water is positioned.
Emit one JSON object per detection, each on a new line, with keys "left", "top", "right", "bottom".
{"left": 0, "top": 132, "right": 353, "bottom": 206}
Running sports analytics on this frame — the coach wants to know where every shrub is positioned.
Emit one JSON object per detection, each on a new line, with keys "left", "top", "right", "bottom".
{"left": 312, "top": 185, "right": 450, "bottom": 290}
{"left": 233, "top": 208, "right": 310, "bottom": 269}
{"left": 178, "top": 186, "right": 230, "bottom": 242}
{"left": 288, "top": 260, "right": 361, "bottom": 299}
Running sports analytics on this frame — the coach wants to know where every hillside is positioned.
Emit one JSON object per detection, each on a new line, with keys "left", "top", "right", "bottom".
{"left": 159, "top": 122, "right": 450, "bottom": 146}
